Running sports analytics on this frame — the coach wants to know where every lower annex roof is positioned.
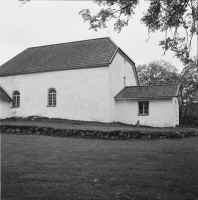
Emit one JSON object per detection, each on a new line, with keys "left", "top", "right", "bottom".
{"left": 115, "top": 84, "right": 181, "bottom": 100}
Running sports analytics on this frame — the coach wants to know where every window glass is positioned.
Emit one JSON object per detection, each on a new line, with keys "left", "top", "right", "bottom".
{"left": 139, "top": 101, "right": 149, "bottom": 115}
{"left": 12, "top": 91, "right": 20, "bottom": 108}
{"left": 48, "top": 88, "right": 56, "bottom": 106}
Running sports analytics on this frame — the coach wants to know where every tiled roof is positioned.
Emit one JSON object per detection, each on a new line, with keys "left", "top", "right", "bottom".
{"left": 115, "top": 84, "right": 181, "bottom": 100}
{"left": 0, "top": 87, "right": 12, "bottom": 101}
{"left": 0, "top": 37, "right": 118, "bottom": 76}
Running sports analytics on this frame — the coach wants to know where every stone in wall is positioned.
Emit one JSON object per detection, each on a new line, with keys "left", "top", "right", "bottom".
{"left": 0, "top": 126, "right": 198, "bottom": 140}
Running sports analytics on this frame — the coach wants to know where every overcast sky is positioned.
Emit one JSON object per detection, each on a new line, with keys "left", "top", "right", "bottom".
{"left": 0, "top": 0, "right": 197, "bottom": 72}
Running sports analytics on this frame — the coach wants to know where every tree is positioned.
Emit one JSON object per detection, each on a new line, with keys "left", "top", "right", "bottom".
{"left": 79, "top": 0, "right": 198, "bottom": 63}
{"left": 136, "top": 60, "right": 180, "bottom": 86}
{"left": 181, "top": 58, "right": 198, "bottom": 104}
{"left": 180, "top": 58, "right": 198, "bottom": 125}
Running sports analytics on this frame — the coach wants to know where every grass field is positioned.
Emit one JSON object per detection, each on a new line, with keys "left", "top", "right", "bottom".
{"left": 1, "top": 118, "right": 198, "bottom": 132}
{"left": 1, "top": 134, "right": 198, "bottom": 200}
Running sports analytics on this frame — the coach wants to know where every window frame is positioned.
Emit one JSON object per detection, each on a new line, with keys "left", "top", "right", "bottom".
{"left": 138, "top": 101, "right": 149, "bottom": 116}
{"left": 12, "top": 90, "right": 20, "bottom": 108}
{"left": 47, "top": 88, "right": 57, "bottom": 107}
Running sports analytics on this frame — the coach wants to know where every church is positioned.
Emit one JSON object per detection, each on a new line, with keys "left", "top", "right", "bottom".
{"left": 0, "top": 37, "right": 182, "bottom": 127}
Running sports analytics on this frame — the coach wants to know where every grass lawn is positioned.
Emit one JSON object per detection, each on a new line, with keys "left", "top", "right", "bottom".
{"left": 1, "top": 134, "right": 198, "bottom": 200}
{"left": 1, "top": 118, "right": 198, "bottom": 132}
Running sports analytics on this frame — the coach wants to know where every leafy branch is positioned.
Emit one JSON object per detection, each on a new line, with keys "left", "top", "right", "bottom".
{"left": 79, "top": 0, "right": 198, "bottom": 64}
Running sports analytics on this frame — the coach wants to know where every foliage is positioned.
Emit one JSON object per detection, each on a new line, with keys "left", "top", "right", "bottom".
{"left": 180, "top": 58, "right": 198, "bottom": 104}
{"left": 180, "top": 58, "right": 198, "bottom": 126}
{"left": 136, "top": 60, "right": 180, "bottom": 85}
{"left": 180, "top": 104, "right": 198, "bottom": 126}
{"left": 79, "top": 0, "right": 198, "bottom": 63}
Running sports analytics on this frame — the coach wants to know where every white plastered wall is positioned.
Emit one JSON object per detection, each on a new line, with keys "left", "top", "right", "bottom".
{"left": 108, "top": 51, "right": 138, "bottom": 122}
{"left": 115, "top": 98, "right": 178, "bottom": 127}
{"left": 0, "top": 100, "right": 12, "bottom": 119}
{"left": 173, "top": 97, "right": 180, "bottom": 126}
{"left": 0, "top": 66, "right": 111, "bottom": 122}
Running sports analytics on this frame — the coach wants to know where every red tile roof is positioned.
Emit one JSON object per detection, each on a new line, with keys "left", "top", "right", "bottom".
{"left": 0, "top": 37, "right": 118, "bottom": 76}
{"left": 115, "top": 84, "right": 181, "bottom": 100}
{"left": 0, "top": 87, "right": 12, "bottom": 101}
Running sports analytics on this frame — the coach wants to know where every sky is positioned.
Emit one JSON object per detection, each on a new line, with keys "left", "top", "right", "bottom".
{"left": 0, "top": 0, "right": 197, "bottom": 72}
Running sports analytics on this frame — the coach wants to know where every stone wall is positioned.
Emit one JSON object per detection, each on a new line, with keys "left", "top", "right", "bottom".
{"left": 1, "top": 126, "right": 198, "bottom": 140}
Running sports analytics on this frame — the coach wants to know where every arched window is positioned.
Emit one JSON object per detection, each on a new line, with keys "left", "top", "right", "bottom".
{"left": 48, "top": 88, "right": 56, "bottom": 106}
{"left": 12, "top": 91, "right": 20, "bottom": 108}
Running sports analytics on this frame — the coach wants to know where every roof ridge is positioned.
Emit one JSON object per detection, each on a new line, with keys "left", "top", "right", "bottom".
{"left": 126, "top": 83, "right": 180, "bottom": 87}
{"left": 115, "top": 84, "right": 182, "bottom": 100}
{"left": 27, "top": 37, "right": 111, "bottom": 50}
{"left": 0, "top": 49, "right": 28, "bottom": 68}
{"left": 107, "top": 37, "right": 118, "bottom": 48}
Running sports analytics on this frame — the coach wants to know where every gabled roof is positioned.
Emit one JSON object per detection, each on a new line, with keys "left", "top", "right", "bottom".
{"left": 0, "top": 87, "right": 12, "bottom": 101}
{"left": 115, "top": 84, "right": 181, "bottom": 100}
{"left": 0, "top": 37, "right": 119, "bottom": 76}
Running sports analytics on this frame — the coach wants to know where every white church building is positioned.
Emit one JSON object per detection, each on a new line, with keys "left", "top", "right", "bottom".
{"left": 0, "top": 37, "right": 182, "bottom": 127}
